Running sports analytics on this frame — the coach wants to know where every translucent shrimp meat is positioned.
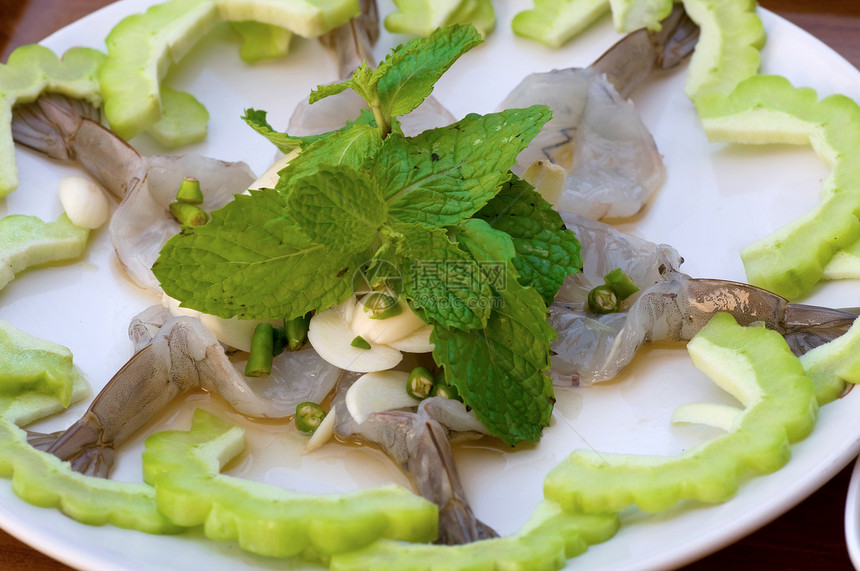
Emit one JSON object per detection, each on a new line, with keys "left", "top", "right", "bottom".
{"left": 498, "top": 5, "right": 699, "bottom": 220}
{"left": 331, "top": 372, "right": 496, "bottom": 545}
{"left": 11, "top": 94, "right": 257, "bottom": 294}
{"left": 110, "top": 154, "right": 255, "bottom": 293}
{"left": 549, "top": 217, "right": 858, "bottom": 386}
{"left": 28, "top": 306, "right": 340, "bottom": 477}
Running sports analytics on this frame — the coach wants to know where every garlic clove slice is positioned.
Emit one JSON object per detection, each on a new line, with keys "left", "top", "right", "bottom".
{"left": 308, "top": 302, "right": 403, "bottom": 372}
{"left": 345, "top": 370, "right": 418, "bottom": 424}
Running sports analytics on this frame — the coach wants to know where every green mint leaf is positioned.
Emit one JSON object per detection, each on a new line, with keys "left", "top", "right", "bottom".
{"left": 243, "top": 108, "right": 378, "bottom": 156}
{"left": 431, "top": 218, "right": 556, "bottom": 446}
{"left": 308, "top": 81, "right": 351, "bottom": 104}
{"left": 432, "top": 323, "right": 554, "bottom": 446}
{"left": 375, "top": 106, "right": 552, "bottom": 227}
{"left": 476, "top": 176, "right": 582, "bottom": 304}
{"left": 275, "top": 123, "right": 382, "bottom": 190}
{"left": 153, "top": 188, "right": 369, "bottom": 320}
{"left": 455, "top": 218, "right": 557, "bottom": 368}
{"left": 347, "top": 62, "right": 378, "bottom": 105}
{"left": 241, "top": 108, "right": 308, "bottom": 154}
{"left": 310, "top": 62, "right": 377, "bottom": 106}
{"left": 373, "top": 24, "right": 483, "bottom": 120}
{"left": 287, "top": 165, "right": 386, "bottom": 250}
{"left": 393, "top": 222, "right": 493, "bottom": 331}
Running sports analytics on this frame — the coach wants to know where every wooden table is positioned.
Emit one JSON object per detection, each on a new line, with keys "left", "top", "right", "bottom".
{"left": 1, "top": 1, "right": 859, "bottom": 569}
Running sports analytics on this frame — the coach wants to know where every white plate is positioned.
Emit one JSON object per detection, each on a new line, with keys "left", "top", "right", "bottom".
{"left": 845, "top": 458, "right": 860, "bottom": 568}
{"left": 2, "top": 1, "right": 860, "bottom": 570}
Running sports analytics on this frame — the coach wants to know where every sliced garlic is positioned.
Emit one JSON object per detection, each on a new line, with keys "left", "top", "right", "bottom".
{"left": 345, "top": 370, "right": 419, "bottom": 424}
{"left": 349, "top": 293, "right": 426, "bottom": 346}
{"left": 522, "top": 159, "right": 565, "bottom": 206}
{"left": 388, "top": 324, "right": 434, "bottom": 353}
{"left": 247, "top": 149, "right": 300, "bottom": 191}
{"left": 58, "top": 176, "right": 110, "bottom": 229}
{"left": 308, "top": 301, "right": 403, "bottom": 372}
{"left": 303, "top": 407, "right": 336, "bottom": 453}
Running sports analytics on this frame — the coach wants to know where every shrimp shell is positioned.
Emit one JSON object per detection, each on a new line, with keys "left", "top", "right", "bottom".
{"left": 550, "top": 217, "right": 857, "bottom": 385}
{"left": 331, "top": 375, "right": 497, "bottom": 544}
{"left": 498, "top": 5, "right": 699, "bottom": 220}
{"left": 29, "top": 307, "right": 340, "bottom": 477}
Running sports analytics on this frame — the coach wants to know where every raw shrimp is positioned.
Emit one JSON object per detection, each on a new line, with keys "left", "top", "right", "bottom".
{"left": 11, "top": 94, "right": 256, "bottom": 293}
{"left": 498, "top": 5, "right": 699, "bottom": 220}
{"left": 287, "top": 0, "right": 455, "bottom": 138}
{"left": 28, "top": 306, "right": 340, "bottom": 477}
{"left": 331, "top": 374, "right": 496, "bottom": 545}
{"left": 11, "top": 94, "right": 144, "bottom": 199}
{"left": 554, "top": 211, "right": 683, "bottom": 307}
{"left": 549, "top": 216, "right": 858, "bottom": 385}
{"left": 110, "top": 154, "right": 254, "bottom": 292}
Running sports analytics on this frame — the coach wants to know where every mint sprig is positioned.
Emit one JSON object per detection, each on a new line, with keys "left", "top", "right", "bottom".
{"left": 310, "top": 24, "right": 483, "bottom": 136}
{"left": 394, "top": 223, "right": 493, "bottom": 330}
{"left": 154, "top": 25, "right": 581, "bottom": 446}
{"left": 153, "top": 189, "right": 369, "bottom": 319}
{"left": 376, "top": 107, "right": 551, "bottom": 227}
{"left": 432, "top": 219, "right": 557, "bottom": 445}
{"left": 477, "top": 176, "right": 583, "bottom": 304}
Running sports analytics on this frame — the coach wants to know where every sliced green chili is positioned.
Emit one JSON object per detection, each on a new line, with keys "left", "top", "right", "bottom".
{"left": 295, "top": 402, "right": 326, "bottom": 433}
{"left": 169, "top": 202, "right": 209, "bottom": 227}
{"left": 244, "top": 322, "right": 274, "bottom": 377}
{"left": 431, "top": 370, "right": 462, "bottom": 402}
{"left": 285, "top": 313, "right": 311, "bottom": 351}
{"left": 431, "top": 384, "right": 457, "bottom": 400}
{"left": 272, "top": 326, "right": 288, "bottom": 356}
{"left": 603, "top": 268, "right": 639, "bottom": 300}
{"left": 364, "top": 293, "right": 402, "bottom": 320}
{"left": 175, "top": 177, "right": 204, "bottom": 204}
{"left": 587, "top": 285, "right": 619, "bottom": 314}
{"left": 351, "top": 335, "right": 372, "bottom": 350}
{"left": 407, "top": 366, "right": 435, "bottom": 400}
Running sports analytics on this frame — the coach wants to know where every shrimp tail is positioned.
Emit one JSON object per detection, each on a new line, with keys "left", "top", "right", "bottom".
{"left": 361, "top": 411, "right": 499, "bottom": 544}
{"left": 415, "top": 416, "right": 498, "bottom": 545}
{"left": 26, "top": 312, "right": 200, "bottom": 478}
{"left": 11, "top": 94, "right": 145, "bottom": 199}
{"left": 686, "top": 277, "right": 859, "bottom": 354}
{"left": 319, "top": 0, "right": 379, "bottom": 79}
{"left": 438, "top": 498, "right": 499, "bottom": 544}
{"left": 27, "top": 411, "right": 115, "bottom": 478}
{"left": 781, "top": 304, "right": 859, "bottom": 354}
{"left": 591, "top": 4, "right": 700, "bottom": 98}
{"left": 654, "top": 5, "right": 700, "bottom": 70}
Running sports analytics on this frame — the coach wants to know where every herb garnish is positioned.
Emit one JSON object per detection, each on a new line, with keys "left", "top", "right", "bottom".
{"left": 153, "top": 24, "right": 582, "bottom": 446}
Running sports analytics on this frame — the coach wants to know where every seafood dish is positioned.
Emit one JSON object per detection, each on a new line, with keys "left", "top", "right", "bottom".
{"left": 1, "top": 0, "right": 860, "bottom": 570}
